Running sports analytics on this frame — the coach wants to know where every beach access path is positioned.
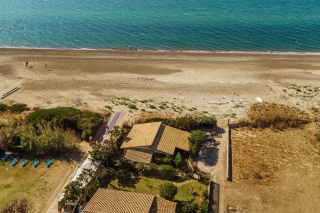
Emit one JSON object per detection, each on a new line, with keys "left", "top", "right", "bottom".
{"left": 207, "top": 119, "right": 228, "bottom": 213}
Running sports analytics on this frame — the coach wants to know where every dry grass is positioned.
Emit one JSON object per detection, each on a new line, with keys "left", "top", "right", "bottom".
{"left": 247, "top": 102, "right": 310, "bottom": 130}
{"left": 226, "top": 122, "right": 320, "bottom": 212}
{"left": 232, "top": 122, "right": 320, "bottom": 185}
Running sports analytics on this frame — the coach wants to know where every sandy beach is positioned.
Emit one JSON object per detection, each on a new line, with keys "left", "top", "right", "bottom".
{"left": 0, "top": 48, "right": 319, "bottom": 117}
{"left": 0, "top": 48, "right": 320, "bottom": 213}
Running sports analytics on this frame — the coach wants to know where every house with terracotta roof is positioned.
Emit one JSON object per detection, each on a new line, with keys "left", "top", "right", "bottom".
{"left": 82, "top": 188, "right": 177, "bottom": 213}
{"left": 120, "top": 122, "right": 190, "bottom": 163}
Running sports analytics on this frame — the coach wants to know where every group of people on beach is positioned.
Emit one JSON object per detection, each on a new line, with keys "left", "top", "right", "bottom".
{"left": 25, "top": 60, "right": 48, "bottom": 70}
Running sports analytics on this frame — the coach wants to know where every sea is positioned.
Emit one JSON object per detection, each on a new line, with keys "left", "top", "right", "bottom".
{"left": 0, "top": 0, "right": 320, "bottom": 52}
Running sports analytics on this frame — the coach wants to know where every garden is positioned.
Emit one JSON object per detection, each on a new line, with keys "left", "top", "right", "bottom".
{"left": 0, "top": 103, "right": 104, "bottom": 212}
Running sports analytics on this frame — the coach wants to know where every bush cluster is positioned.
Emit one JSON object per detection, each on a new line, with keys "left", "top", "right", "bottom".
{"left": 188, "top": 130, "right": 207, "bottom": 154}
{"left": 159, "top": 182, "right": 177, "bottom": 201}
{"left": 247, "top": 102, "right": 309, "bottom": 130}
{"left": 135, "top": 162, "right": 158, "bottom": 175}
{"left": 0, "top": 122, "right": 79, "bottom": 155}
{"left": 27, "top": 107, "right": 103, "bottom": 140}
{"left": 0, "top": 103, "right": 29, "bottom": 113}
{"left": 153, "top": 155, "right": 173, "bottom": 165}
{"left": 143, "top": 115, "right": 216, "bottom": 132}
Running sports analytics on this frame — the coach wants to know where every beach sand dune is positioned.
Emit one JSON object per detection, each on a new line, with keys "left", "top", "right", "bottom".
{"left": 0, "top": 48, "right": 319, "bottom": 117}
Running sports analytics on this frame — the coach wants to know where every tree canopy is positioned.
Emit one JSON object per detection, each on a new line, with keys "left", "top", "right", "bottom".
{"left": 188, "top": 130, "right": 207, "bottom": 154}
{"left": 159, "top": 182, "right": 177, "bottom": 201}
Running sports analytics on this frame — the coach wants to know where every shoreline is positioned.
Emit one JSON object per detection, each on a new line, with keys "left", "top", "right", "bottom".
{"left": 1, "top": 47, "right": 320, "bottom": 56}
{"left": 0, "top": 46, "right": 319, "bottom": 120}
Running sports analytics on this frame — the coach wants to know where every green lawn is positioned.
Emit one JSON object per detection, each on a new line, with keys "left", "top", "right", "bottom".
{"left": 108, "top": 175, "right": 207, "bottom": 204}
{"left": 175, "top": 180, "right": 207, "bottom": 203}
{"left": 0, "top": 161, "right": 48, "bottom": 206}
{"left": 0, "top": 159, "right": 64, "bottom": 212}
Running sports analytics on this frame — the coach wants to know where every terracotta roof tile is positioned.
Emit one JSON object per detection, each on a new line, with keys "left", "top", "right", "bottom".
{"left": 124, "top": 147, "right": 153, "bottom": 163}
{"left": 155, "top": 197, "right": 177, "bottom": 213}
{"left": 151, "top": 124, "right": 190, "bottom": 155}
{"left": 120, "top": 122, "right": 162, "bottom": 149}
{"left": 82, "top": 188, "right": 154, "bottom": 213}
{"left": 82, "top": 189, "right": 177, "bottom": 213}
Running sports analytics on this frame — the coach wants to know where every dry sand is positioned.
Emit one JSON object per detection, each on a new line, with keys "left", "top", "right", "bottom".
{"left": 0, "top": 48, "right": 319, "bottom": 118}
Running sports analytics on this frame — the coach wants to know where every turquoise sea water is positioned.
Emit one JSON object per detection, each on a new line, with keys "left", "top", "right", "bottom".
{"left": 0, "top": 0, "right": 320, "bottom": 52}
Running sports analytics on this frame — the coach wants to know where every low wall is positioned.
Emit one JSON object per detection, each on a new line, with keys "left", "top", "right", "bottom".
{"left": 227, "top": 120, "right": 232, "bottom": 182}
{"left": 208, "top": 181, "right": 220, "bottom": 213}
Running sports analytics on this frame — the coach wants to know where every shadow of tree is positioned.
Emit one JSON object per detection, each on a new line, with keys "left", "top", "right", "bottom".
{"left": 198, "top": 140, "right": 219, "bottom": 167}
{"left": 214, "top": 126, "right": 225, "bottom": 135}
{"left": 117, "top": 174, "right": 141, "bottom": 189}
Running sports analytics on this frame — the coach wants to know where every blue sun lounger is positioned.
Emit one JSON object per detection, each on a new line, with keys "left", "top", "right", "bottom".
{"left": 1, "top": 152, "right": 9, "bottom": 161}
{"left": 10, "top": 158, "right": 18, "bottom": 167}
{"left": 20, "top": 159, "right": 27, "bottom": 167}
{"left": 45, "top": 159, "right": 52, "bottom": 168}
{"left": 32, "top": 159, "right": 39, "bottom": 168}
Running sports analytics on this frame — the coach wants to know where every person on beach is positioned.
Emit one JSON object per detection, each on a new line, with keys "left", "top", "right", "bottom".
{"left": 25, "top": 60, "right": 28, "bottom": 67}
{"left": 45, "top": 64, "right": 47, "bottom": 69}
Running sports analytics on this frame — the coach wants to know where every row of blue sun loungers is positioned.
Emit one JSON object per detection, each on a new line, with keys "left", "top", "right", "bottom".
{"left": 1, "top": 152, "right": 9, "bottom": 161}
{"left": 2, "top": 152, "right": 52, "bottom": 168}
{"left": 5, "top": 157, "right": 52, "bottom": 168}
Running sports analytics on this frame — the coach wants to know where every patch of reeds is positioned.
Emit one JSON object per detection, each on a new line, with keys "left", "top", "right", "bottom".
{"left": 247, "top": 102, "right": 309, "bottom": 130}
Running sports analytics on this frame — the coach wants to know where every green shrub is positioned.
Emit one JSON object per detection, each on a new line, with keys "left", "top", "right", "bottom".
{"left": 163, "top": 156, "right": 173, "bottom": 165}
{"left": 174, "top": 152, "right": 182, "bottom": 167}
{"left": 202, "top": 190, "right": 209, "bottom": 199}
{"left": 33, "top": 107, "right": 41, "bottom": 112}
{"left": 86, "top": 185, "right": 98, "bottom": 198}
{"left": 116, "top": 170, "right": 131, "bottom": 183}
{"left": 28, "top": 107, "right": 81, "bottom": 128}
{"left": 149, "top": 105, "right": 156, "bottom": 109}
{"left": 200, "top": 199, "right": 209, "bottom": 213}
{"left": 105, "top": 105, "right": 112, "bottom": 110}
{"left": 58, "top": 198, "right": 66, "bottom": 211}
{"left": 159, "top": 165, "right": 176, "bottom": 179}
{"left": 0, "top": 103, "right": 7, "bottom": 112}
{"left": 188, "top": 130, "right": 207, "bottom": 154}
{"left": 136, "top": 162, "right": 148, "bottom": 174}
{"left": 185, "top": 158, "right": 193, "bottom": 171}
{"left": 159, "top": 182, "right": 177, "bottom": 201}
{"left": 4, "top": 183, "right": 12, "bottom": 189}
{"left": 27, "top": 107, "right": 103, "bottom": 140}
{"left": 195, "top": 116, "right": 216, "bottom": 127}
{"left": 9, "top": 103, "right": 29, "bottom": 113}
{"left": 128, "top": 104, "right": 138, "bottom": 110}
{"left": 147, "top": 163, "right": 158, "bottom": 174}
{"left": 181, "top": 199, "right": 199, "bottom": 213}
{"left": 199, "top": 177, "right": 210, "bottom": 185}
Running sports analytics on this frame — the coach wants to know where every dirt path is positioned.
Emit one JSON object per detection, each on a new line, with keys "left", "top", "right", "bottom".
{"left": 210, "top": 119, "right": 229, "bottom": 213}
{"left": 45, "top": 142, "right": 91, "bottom": 213}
